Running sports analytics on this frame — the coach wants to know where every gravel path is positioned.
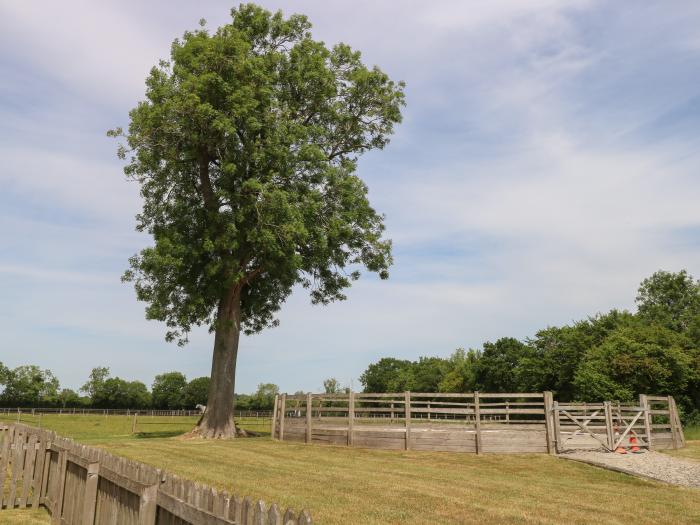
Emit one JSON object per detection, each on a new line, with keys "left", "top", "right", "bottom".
{"left": 560, "top": 450, "right": 700, "bottom": 488}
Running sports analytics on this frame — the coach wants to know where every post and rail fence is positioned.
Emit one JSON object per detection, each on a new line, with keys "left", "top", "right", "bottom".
{"left": 0, "top": 423, "right": 311, "bottom": 525}
{"left": 271, "top": 391, "right": 685, "bottom": 454}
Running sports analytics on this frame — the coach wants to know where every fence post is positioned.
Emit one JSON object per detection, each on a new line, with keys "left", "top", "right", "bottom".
{"left": 667, "top": 395, "right": 680, "bottom": 449}
{"left": 271, "top": 394, "right": 279, "bottom": 440}
{"left": 81, "top": 462, "right": 99, "bottom": 525}
{"left": 348, "top": 391, "right": 355, "bottom": 446}
{"left": 543, "top": 391, "right": 555, "bottom": 455}
{"left": 474, "top": 391, "right": 482, "bottom": 455}
{"left": 670, "top": 396, "right": 685, "bottom": 448}
{"left": 279, "top": 394, "right": 286, "bottom": 441}
{"left": 132, "top": 414, "right": 138, "bottom": 435}
{"left": 552, "top": 400, "right": 561, "bottom": 453}
{"left": 639, "top": 394, "right": 652, "bottom": 450}
{"left": 604, "top": 401, "right": 614, "bottom": 451}
{"left": 404, "top": 391, "right": 411, "bottom": 450}
{"left": 138, "top": 484, "right": 158, "bottom": 525}
{"left": 306, "top": 393, "right": 312, "bottom": 444}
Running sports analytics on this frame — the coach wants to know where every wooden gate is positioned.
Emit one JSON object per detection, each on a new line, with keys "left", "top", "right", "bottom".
{"left": 552, "top": 400, "right": 653, "bottom": 453}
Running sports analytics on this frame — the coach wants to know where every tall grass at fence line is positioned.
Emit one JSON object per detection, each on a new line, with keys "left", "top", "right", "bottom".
{"left": 684, "top": 425, "right": 700, "bottom": 440}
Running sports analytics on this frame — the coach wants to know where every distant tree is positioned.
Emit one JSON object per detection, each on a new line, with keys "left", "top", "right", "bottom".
{"left": 636, "top": 270, "right": 700, "bottom": 340}
{"left": 438, "top": 349, "right": 479, "bottom": 393}
{"left": 573, "top": 321, "right": 697, "bottom": 403}
{"left": 80, "top": 367, "right": 110, "bottom": 401}
{"left": 522, "top": 310, "right": 633, "bottom": 400}
{"left": 92, "top": 378, "right": 151, "bottom": 409}
{"left": 323, "top": 378, "right": 341, "bottom": 394}
{"left": 475, "top": 338, "right": 534, "bottom": 393}
{"left": 359, "top": 358, "right": 412, "bottom": 392}
{"left": 1, "top": 365, "right": 60, "bottom": 407}
{"left": 252, "top": 383, "right": 279, "bottom": 410}
{"left": 110, "top": 3, "right": 404, "bottom": 437}
{"left": 152, "top": 372, "right": 187, "bottom": 409}
{"left": 410, "top": 357, "right": 449, "bottom": 392}
{"left": 234, "top": 393, "right": 252, "bottom": 411}
{"left": 57, "top": 389, "right": 81, "bottom": 408}
{"left": 183, "top": 377, "right": 211, "bottom": 408}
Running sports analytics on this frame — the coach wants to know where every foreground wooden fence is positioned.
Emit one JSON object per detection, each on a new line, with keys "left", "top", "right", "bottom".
{"left": 0, "top": 423, "right": 311, "bottom": 524}
{"left": 272, "top": 391, "right": 685, "bottom": 454}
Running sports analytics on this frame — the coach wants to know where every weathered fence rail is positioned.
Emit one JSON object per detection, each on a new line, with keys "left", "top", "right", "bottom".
{"left": 0, "top": 423, "right": 311, "bottom": 524}
{"left": 272, "top": 391, "right": 685, "bottom": 454}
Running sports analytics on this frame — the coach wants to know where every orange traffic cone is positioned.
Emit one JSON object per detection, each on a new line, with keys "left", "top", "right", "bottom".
{"left": 629, "top": 435, "right": 642, "bottom": 454}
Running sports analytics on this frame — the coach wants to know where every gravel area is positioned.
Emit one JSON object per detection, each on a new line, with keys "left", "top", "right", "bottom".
{"left": 560, "top": 449, "right": 700, "bottom": 488}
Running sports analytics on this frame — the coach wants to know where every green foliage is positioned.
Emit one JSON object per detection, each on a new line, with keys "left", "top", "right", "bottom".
{"left": 252, "top": 383, "right": 279, "bottom": 409}
{"left": 0, "top": 365, "right": 60, "bottom": 407}
{"left": 92, "top": 377, "right": 151, "bottom": 409}
{"left": 524, "top": 311, "right": 632, "bottom": 399}
{"left": 0, "top": 361, "right": 8, "bottom": 384}
{"left": 574, "top": 322, "right": 697, "bottom": 402}
{"left": 80, "top": 367, "right": 110, "bottom": 399}
{"left": 235, "top": 383, "right": 279, "bottom": 411}
{"left": 437, "top": 349, "right": 479, "bottom": 393}
{"left": 323, "top": 378, "right": 341, "bottom": 394}
{"left": 474, "top": 337, "right": 533, "bottom": 393}
{"left": 637, "top": 269, "right": 700, "bottom": 338}
{"left": 111, "top": 3, "right": 405, "bottom": 345}
{"left": 152, "top": 371, "right": 188, "bottom": 409}
{"left": 359, "top": 358, "right": 412, "bottom": 392}
{"left": 183, "top": 376, "right": 210, "bottom": 408}
{"left": 57, "top": 389, "right": 83, "bottom": 408}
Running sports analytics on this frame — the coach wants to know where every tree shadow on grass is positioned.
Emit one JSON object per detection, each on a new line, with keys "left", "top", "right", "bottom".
{"left": 134, "top": 431, "right": 187, "bottom": 439}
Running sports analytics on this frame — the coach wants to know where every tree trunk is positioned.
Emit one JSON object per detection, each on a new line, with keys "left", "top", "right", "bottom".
{"left": 195, "top": 285, "right": 241, "bottom": 438}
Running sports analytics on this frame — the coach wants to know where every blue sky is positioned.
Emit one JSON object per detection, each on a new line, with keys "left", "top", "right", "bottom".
{"left": 2, "top": 1, "right": 700, "bottom": 395}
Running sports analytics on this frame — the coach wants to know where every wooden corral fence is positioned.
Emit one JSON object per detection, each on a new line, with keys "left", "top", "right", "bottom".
{"left": 0, "top": 423, "right": 311, "bottom": 524}
{"left": 271, "top": 391, "right": 685, "bottom": 455}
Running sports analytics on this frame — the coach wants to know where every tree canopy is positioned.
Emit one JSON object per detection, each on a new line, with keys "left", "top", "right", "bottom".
{"left": 110, "top": 2, "right": 404, "bottom": 437}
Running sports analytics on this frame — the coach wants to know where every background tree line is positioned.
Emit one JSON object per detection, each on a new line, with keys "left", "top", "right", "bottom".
{"left": 3, "top": 270, "right": 698, "bottom": 422}
{"left": 359, "top": 270, "right": 700, "bottom": 425}
{"left": 0, "top": 363, "right": 280, "bottom": 411}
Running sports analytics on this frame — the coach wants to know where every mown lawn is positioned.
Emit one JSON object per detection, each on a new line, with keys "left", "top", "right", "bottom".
{"left": 1, "top": 509, "right": 50, "bottom": 524}
{"left": 2, "top": 415, "right": 700, "bottom": 524}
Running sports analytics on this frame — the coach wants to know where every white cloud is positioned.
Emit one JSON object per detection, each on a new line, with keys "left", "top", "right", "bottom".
{"left": 2, "top": 0, "right": 700, "bottom": 394}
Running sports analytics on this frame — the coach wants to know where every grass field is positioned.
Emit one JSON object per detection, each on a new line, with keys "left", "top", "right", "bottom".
{"left": 1, "top": 415, "right": 699, "bottom": 524}
{"left": 663, "top": 425, "right": 700, "bottom": 461}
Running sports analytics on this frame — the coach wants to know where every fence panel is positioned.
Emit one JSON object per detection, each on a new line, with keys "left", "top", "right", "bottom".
{"left": 0, "top": 424, "right": 312, "bottom": 524}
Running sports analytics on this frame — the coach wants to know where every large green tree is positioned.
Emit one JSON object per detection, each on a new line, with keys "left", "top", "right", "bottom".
{"left": 111, "top": 4, "right": 404, "bottom": 437}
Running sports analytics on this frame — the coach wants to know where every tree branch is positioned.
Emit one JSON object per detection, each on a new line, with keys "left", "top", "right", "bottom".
{"left": 198, "top": 148, "right": 218, "bottom": 212}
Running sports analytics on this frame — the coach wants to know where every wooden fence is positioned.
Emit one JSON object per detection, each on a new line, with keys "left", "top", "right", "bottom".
{"left": 272, "top": 391, "right": 685, "bottom": 454}
{"left": 0, "top": 423, "right": 311, "bottom": 524}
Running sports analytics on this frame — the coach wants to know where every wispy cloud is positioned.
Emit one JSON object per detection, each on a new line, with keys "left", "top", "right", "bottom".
{"left": 2, "top": 1, "right": 700, "bottom": 394}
